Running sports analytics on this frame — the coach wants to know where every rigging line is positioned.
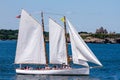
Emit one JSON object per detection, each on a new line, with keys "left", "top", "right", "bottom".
{"left": 31, "top": 11, "right": 65, "bottom": 16}
{"left": 44, "top": 12, "right": 64, "bottom": 16}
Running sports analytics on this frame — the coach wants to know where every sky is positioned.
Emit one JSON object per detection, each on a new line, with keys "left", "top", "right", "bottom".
{"left": 0, "top": 0, "right": 120, "bottom": 33}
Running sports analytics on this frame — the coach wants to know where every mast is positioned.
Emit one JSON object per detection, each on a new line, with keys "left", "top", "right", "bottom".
{"left": 41, "top": 12, "right": 48, "bottom": 64}
{"left": 63, "top": 16, "right": 69, "bottom": 64}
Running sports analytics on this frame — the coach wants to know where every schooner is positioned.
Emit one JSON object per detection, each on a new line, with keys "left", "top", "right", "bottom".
{"left": 15, "top": 9, "right": 102, "bottom": 75}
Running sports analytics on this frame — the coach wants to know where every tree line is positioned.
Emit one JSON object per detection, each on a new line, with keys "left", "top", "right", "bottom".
{"left": 0, "top": 29, "right": 49, "bottom": 40}
{"left": 0, "top": 29, "right": 120, "bottom": 41}
{"left": 0, "top": 29, "right": 18, "bottom": 40}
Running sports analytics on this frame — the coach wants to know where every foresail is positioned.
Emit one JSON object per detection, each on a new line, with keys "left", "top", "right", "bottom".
{"left": 49, "top": 18, "right": 68, "bottom": 65}
{"left": 68, "top": 27, "right": 89, "bottom": 67}
{"left": 15, "top": 9, "right": 46, "bottom": 64}
{"left": 67, "top": 19, "right": 102, "bottom": 67}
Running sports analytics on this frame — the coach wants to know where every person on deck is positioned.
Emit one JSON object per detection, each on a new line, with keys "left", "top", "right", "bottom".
{"left": 45, "top": 65, "right": 50, "bottom": 70}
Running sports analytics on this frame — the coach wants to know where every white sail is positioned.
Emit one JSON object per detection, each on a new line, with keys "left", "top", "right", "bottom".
{"left": 68, "top": 27, "right": 89, "bottom": 67}
{"left": 15, "top": 9, "right": 46, "bottom": 64}
{"left": 67, "top": 19, "right": 102, "bottom": 66}
{"left": 49, "top": 18, "right": 68, "bottom": 65}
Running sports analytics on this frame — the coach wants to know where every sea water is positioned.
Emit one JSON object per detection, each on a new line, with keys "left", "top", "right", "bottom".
{"left": 0, "top": 40, "right": 120, "bottom": 80}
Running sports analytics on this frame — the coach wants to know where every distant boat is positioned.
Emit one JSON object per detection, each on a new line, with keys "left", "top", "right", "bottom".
{"left": 15, "top": 9, "right": 102, "bottom": 75}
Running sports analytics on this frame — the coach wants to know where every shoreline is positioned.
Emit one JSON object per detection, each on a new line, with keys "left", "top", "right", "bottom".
{"left": 0, "top": 39, "right": 120, "bottom": 44}
{"left": 0, "top": 29, "right": 120, "bottom": 44}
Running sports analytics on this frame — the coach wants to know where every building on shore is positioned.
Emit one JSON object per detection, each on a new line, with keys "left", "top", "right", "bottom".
{"left": 96, "top": 27, "right": 108, "bottom": 34}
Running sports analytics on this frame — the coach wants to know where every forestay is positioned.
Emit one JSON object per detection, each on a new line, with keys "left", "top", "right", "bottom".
{"left": 15, "top": 9, "right": 46, "bottom": 64}
{"left": 49, "top": 18, "right": 68, "bottom": 65}
{"left": 67, "top": 19, "right": 102, "bottom": 67}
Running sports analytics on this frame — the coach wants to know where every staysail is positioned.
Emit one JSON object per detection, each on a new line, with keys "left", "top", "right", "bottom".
{"left": 49, "top": 18, "right": 68, "bottom": 65}
{"left": 68, "top": 28, "right": 89, "bottom": 67}
{"left": 15, "top": 9, "right": 46, "bottom": 64}
{"left": 67, "top": 19, "right": 102, "bottom": 66}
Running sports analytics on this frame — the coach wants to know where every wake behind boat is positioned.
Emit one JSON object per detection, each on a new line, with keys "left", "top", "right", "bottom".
{"left": 15, "top": 9, "right": 102, "bottom": 75}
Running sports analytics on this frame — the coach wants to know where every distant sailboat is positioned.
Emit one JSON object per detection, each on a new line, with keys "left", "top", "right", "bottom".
{"left": 15, "top": 9, "right": 102, "bottom": 75}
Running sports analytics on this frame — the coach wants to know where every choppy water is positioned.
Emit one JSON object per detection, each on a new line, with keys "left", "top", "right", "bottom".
{"left": 0, "top": 40, "right": 120, "bottom": 80}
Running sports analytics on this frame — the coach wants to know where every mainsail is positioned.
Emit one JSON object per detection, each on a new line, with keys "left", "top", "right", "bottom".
{"left": 15, "top": 9, "right": 46, "bottom": 64}
{"left": 49, "top": 18, "right": 68, "bottom": 65}
{"left": 67, "top": 19, "right": 102, "bottom": 67}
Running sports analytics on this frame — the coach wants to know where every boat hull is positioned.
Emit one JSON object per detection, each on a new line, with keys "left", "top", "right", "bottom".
{"left": 16, "top": 68, "right": 89, "bottom": 76}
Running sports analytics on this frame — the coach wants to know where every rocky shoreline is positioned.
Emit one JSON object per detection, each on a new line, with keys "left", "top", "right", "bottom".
{"left": 84, "top": 37, "right": 120, "bottom": 44}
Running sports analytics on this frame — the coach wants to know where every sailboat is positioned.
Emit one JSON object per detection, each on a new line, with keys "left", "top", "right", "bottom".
{"left": 15, "top": 9, "right": 102, "bottom": 75}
